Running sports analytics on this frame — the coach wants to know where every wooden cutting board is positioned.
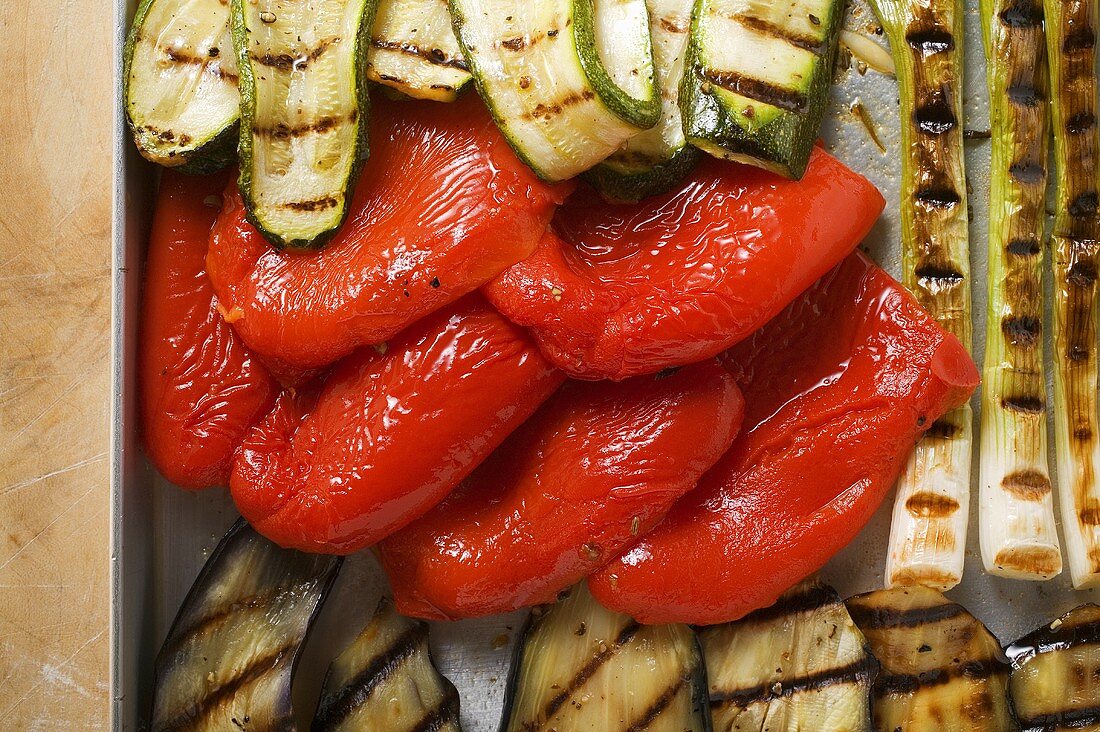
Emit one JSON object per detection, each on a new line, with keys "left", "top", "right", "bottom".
{"left": 0, "top": 0, "right": 113, "bottom": 725}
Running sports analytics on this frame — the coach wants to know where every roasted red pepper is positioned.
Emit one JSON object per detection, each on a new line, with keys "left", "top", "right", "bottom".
{"left": 231, "top": 295, "right": 564, "bottom": 554}
{"left": 206, "top": 96, "right": 572, "bottom": 372}
{"left": 484, "top": 149, "right": 885, "bottom": 380}
{"left": 140, "top": 170, "right": 280, "bottom": 490}
{"left": 378, "top": 360, "right": 744, "bottom": 620}
{"left": 588, "top": 253, "right": 980, "bottom": 625}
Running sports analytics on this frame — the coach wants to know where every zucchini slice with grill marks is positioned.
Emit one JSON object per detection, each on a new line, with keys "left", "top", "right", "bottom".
{"left": 1007, "top": 604, "right": 1100, "bottom": 731}
{"left": 586, "top": 0, "right": 700, "bottom": 201}
{"left": 313, "top": 598, "right": 461, "bottom": 731}
{"left": 150, "top": 518, "right": 342, "bottom": 731}
{"left": 368, "top": 0, "right": 472, "bottom": 101}
{"left": 699, "top": 580, "right": 877, "bottom": 732}
{"left": 449, "top": 0, "right": 661, "bottom": 182}
{"left": 847, "top": 586, "right": 1016, "bottom": 732}
{"left": 232, "top": 0, "right": 377, "bottom": 249}
{"left": 679, "top": 0, "right": 845, "bottom": 178}
{"left": 500, "top": 583, "right": 711, "bottom": 732}
{"left": 124, "top": 0, "right": 239, "bottom": 172}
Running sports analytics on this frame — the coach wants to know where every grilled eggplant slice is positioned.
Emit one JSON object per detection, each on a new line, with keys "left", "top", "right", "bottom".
{"left": 231, "top": 0, "right": 377, "bottom": 249}
{"left": 500, "top": 584, "right": 710, "bottom": 732}
{"left": 700, "top": 580, "right": 877, "bottom": 732}
{"left": 847, "top": 587, "right": 1015, "bottom": 731}
{"left": 679, "top": 0, "right": 845, "bottom": 178}
{"left": 368, "top": 0, "right": 472, "bottom": 101}
{"left": 124, "top": 0, "right": 239, "bottom": 172}
{"left": 150, "top": 518, "right": 342, "bottom": 731}
{"left": 1007, "top": 604, "right": 1100, "bottom": 731}
{"left": 313, "top": 598, "right": 461, "bottom": 731}
{"left": 450, "top": 0, "right": 661, "bottom": 182}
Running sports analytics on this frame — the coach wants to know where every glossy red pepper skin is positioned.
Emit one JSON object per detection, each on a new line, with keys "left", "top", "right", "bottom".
{"left": 207, "top": 95, "right": 573, "bottom": 372}
{"left": 588, "top": 253, "right": 980, "bottom": 625}
{"left": 378, "top": 360, "right": 744, "bottom": 620}
{"left": 230, "top": 296, "right": 565, "bottom": 554}
{"left": 484, "top": 149, "right": 885, "bottom": 380}
{"left": 139, "top": 170, "right": 280, "bottom": 490}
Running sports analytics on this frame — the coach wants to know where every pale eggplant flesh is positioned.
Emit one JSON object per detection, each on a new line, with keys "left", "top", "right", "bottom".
{"left": 312, "top": 598, "right": 461, "bottom": 731}
{"left": 150, "top": 518, "right": 342, "bottom": 731}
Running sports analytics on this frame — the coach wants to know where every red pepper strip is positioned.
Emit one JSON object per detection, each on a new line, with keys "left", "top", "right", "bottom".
{"left": 230, "top": 295, "right": 565, "bottom": 554}
{"left": 139, "top": 170, "right": 280, "bottom": 490}
{"left": 207, "top": 95, "right": 573, "bottom": 372}
{"left": 484, "top": 149, "right": 885, "bottom": 380}
{"left": 588, "top": 253, "right": 980, "bottom": 625}
{"left": 378, "top": 360, "right": 744, "bottom": 620}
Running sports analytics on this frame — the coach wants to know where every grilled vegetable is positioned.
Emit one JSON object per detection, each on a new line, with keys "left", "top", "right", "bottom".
{"left": 367, "top": 0, "right": 471, "bottom": 101}
{"left": 699, "top": 580, "right": 877, "bottom": 732}
{"left": 847, "top": 586, "right": 1015, "bottom": 732}
{"left": 587, "top": 0, "right": 699, "bottom": 201}
{"left": 875, "top": 0, "right": 973, "bottom": 590}
{"left": 978, "top": 0, "right": 1061, "bottom": 580}
{"left": 150, "top": 518, "right": 341, "bottom": 730}
{"left": 313, "top": 598, "right": 461, "bottom": 731}
{"left": 449, "top": 0, "right": 661, "bottom": 182}
{"left": 500, "top": 584, "right": 710, "bottom": 732}
{"left": 124, "top": 0, "right": 238, "bottom": 172}
{"left": 231, "top": 0, "right": 377, "bottom": 249}
{"left": 679, "top": 0, "right": 845, "bottom": 178}
{"left": 1007, "top": 604, "right": 1100, "bottom": 731}
{"left": 1046, "top": 0, "right": 1100, "bottom": 589}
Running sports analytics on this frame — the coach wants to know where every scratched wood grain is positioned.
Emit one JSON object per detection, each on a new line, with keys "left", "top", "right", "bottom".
{"left": 0, "top": 0, "right": 113, "bottom": 725}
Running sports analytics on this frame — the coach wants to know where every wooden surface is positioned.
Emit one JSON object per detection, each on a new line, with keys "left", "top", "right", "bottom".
{"left": 0, "top": 0, "right": 114, "bottom": 725}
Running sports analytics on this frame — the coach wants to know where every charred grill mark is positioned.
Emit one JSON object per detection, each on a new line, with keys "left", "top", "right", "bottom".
{"left": 734, "top": 14, "right": 826, "bottom": 54}
{"left": 281, "top": 196, "right": 341, "bottom": 213}
{"left": 1001, "top": 469, "right": 1053, "bottom": 499}
{"left": 1007, "top": 83, "right": 1043, "bottom": 107}
{"left": 253, "top": 111, "right": 357, "bottom": 140}
{"left": 407, "top": 687, "right": 461, "bottom": 732}
{"left": 1006, "top": 238, "right": 1041, "bottom": 256}
{"left": 926, "top": 417, "right": 961, "bottom": 439}
{"left": 710, "top": 656, "right": 877, "bottom": 709}
{"left": 1009, "top": 159, "right": 1046, "bottom": 184}
{"left": 905, "top": 27, "right": 955, "bottom": 54}
{"left": 914, "top": 186, "right": 962, "bottom": 209}
{"left": 1018, "top": 705, "right": 1100, "bottom": 732}
{"left": 999, "top": 1, "right": 1044, "bottom": 27}
{"left": 659, "top": 16, "right": 688, "bottom": 34}
{"left": 848, "top": 599, "right": 967, "bottom": 629}
{"left": 875, "top": 657, "right": 1004, "bottom": 695}
{"left": 1067, "top": 259, "right": 1099, "bottom": 287}
{"left": 1067, "top": 111, "right": 1097, "bottom": 134}
{"left": 370, "top": 38, "right": 470, "bottom": 70}
{"left": 993, "top": 545, "right": 1062, "bottom": 575}
{"left": 699, "top": 68, "right": 808, "bottom": 113}
{"left": 251, "top": 37, "right": 338, "bottom": 70}
{"left": 159, "top": 45, "right": 239, "bottom": 81}
{"left": 1007, "top": 616, "right": 1100, "bottom": 662}
{"left": 914, "top": 101, "right": 958, "bottom": 135}
{"left": 1063, "top": 25, "right": 1096, "bottom": 53}
{"left": 914, "top": 263, "right": 965, "bottom": 285}
{"left": 1069, "top": 192, "right": 1099, "bottom": 218}
{"left": 1002, "top": 394, "right": 1045, "bottom": 413}
{"left": 1002, "top": 315, "right": 1042, "bottom": 347}
{"left": 541, "top": 622, "right": 641, "bottom": 723}
{"left": 314, "top": 622, "right": 429, "bottom": 728}
{"left": 498, "top": 26, "right": 562, "bottom": 53}
{"left": 905, "top": 492, "right": 961, "bottom": 517}
{"left": 625, "top": 675, "right": 687, "bottom": 731}
{"left": 1081, "top": 504, "right": 1100, "bottom": 525}
{"left": 521, "top": 89, "right": 597, "bottom": 120}
{"left": 741, "top": 583, "right": 840, "bottom": 625}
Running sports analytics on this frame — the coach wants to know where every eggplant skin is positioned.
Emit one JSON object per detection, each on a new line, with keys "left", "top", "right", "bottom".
{"left": 150, "top": 519, "right": 341, "bottom": 732}
{"left": 1007, "top": 604, "right": 1100, "bottom": 732}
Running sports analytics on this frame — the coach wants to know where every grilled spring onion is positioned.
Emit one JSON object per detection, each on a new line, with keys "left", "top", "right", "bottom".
{"left": 231, "top": 0, "right": 377, "bottom": 249}
{"left": 1046, "top": 0, "right": 1100, "bottom": 589}
{"left": 449, "top": 0, "right": 661, "bottom": 182}
{"left": 875, "top": 0, "right": 973, "bottom": 591}
{"left": 1007, "top": 604, "right": 1100, "bottom": 731}
{"left": 500, "top": 583, "right": 710, "bottom": 732}
{"left": 368, "top": 0, "right": 472, "bottom": 101}
{"left": 847, "top": 586, "right": 1015, "bottom": 731}
{"left": 150, "top": 519, "right": 341, "bottom": 731}
{"left": 313, "top": 598, "right": 461, "bottom": 731}
{"left": 699, "top": 580, "right": 877, "bottom": 732}
{"left": 586, "top": 0, "right": 700, "bottom": 202}
{"left": 124, "top": 0, "right": 238, "bottom": 172}
{"left": 678, "top": 0, "right": 845, "bottom": 179}
{"left": 977, "top": 0, "right": 1061, "bottom": 581}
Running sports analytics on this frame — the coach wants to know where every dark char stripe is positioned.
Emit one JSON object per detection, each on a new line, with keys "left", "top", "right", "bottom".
{"left": 735, "top": 14, "right": 826, "bottom": 54}
{"left": 280, "top": 196, "right": 342, "bottom": 212}
{"left": 254, "top": 111, "right": 357, "bottom": 140}
{"left": 700, "top": 68, "right": 807, "bottom": 113}
{"left": 999, "top": 2, "right": 1044, "bottom": 27}
{"left": 370, "top": 38, "right": 469, "bottom": 70}
{"left": 408, "top": 690, "right": 461, "bottom": 732}
{"left": 160, "top": 45, "right": 239, "bottom": 81}
{"left": 848, "top": 599, "right": 967, "bottom": 630}
{"left": 314, "top": 622, "right": 429, "bottom": 728}
{"left": 914, "top": 186, "right": 962, "bottom": 208}
{"left": 521, "top": 89, "right": 596, "bottom": 121}
{"left": 1020, "top": 705, "right": 1100, "bottom": 732}
{"left": 252, "top": 37, "right": 338, "bottom": 70}
{"left": 1069, "top": 192, "right": 1099, "bottom": 218}
{"left": 875, "top": 657, "right": 1003, "bottom": 696}
{"left": 1007, "top": 613, "right": 1100, "bottom": 665}
{"left": 625, "top": 675, "right": 687, "bottom": 731}
{"left": 1063, "top": 25, "right": 1096, "bottom": 53}
{"left": 1067, "top": 259, "right": 1099, "bottom": 287}
{"left": 1002, "top": 394, "right": 1045, "bottom": 413}
{"left": 1002, "top": 314, "right": 1042, "bottom": 346}
{"left": 905, "top": 27, "right": 954, "bottom": 54}
{"left": 740, "top": 582, "right": 841, "bottom": 625}
{"left": 914, "top": 102, "right": 957, "bottom": 134}
{"left": 710, "top": 656, "right": 877, "bottom": 709}
{"left": 1067, "top": 112, "right": 1097, "bottom": 134}
{"left": 1007, "top": 83, "right": 1043, "bottom": 107}
{"left": 1009, "top": 160, "right": 1046, "bottom": 184}
{"left": 926, "top": 417, "right": 961, "bottom": 439}
{"left": 1006, "top": 238, "right": 1041, "bottom": 256}
{"left": 541, "top": 622, "right": 641, "bottom": 723}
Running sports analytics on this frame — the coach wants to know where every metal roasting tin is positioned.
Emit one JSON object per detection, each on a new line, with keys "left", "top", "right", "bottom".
{"left": 109, "top": 0, "right": 1100, "bottom": 728}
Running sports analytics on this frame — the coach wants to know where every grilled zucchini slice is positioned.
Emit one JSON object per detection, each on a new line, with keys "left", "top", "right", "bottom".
{"left": 586, "top": 0, "right": 700, "bottom": 201}
{"left": 368, "top": 0, "right": 472, "bottom": 101}
{"left": 680, "top": 0, "right": 845, "bottom": 178}
{"left": 313, "top": 598, "right": 461, "bottom": 731}
{"left": 450, "top": 0, "right": 661, "bottom": 182}
{"left": 500, "top": 584, "right": 710, "bottom": 732}
{"left": 700, "top": 580, "right": 877, "bottom": 732}
{"left": 124, "top": 0, "right": 238, "bottom": 172}
{"left": 847, "top": 586, "right": 1015, "bottom": 732}
{"left": 150, "top": 519, "right": 341, "bottom": 731}
{"left": 232, "top": 0, "right": 377, "bottom": 249}
{"left": 1007, "top": 604, "right": 1100, "bottom": 731}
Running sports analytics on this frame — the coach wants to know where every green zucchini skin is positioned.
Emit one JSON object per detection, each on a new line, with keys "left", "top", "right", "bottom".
{"left": 585, "top": 146, "right": 700, "bottom": 202}
{"left": 231, "top": 0, "right": 378, "bottom": 250}
{"left": 499, "top": 584, "right": 711, "bottom": 732}
{"left": 680, "top": 0, "right": 844, "bottom": 179}
{"left": 150, "top": 519, "right": 342, "bottom": 731}
{"left": 124, "top": 0, "right": 240, "bottom": 173}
